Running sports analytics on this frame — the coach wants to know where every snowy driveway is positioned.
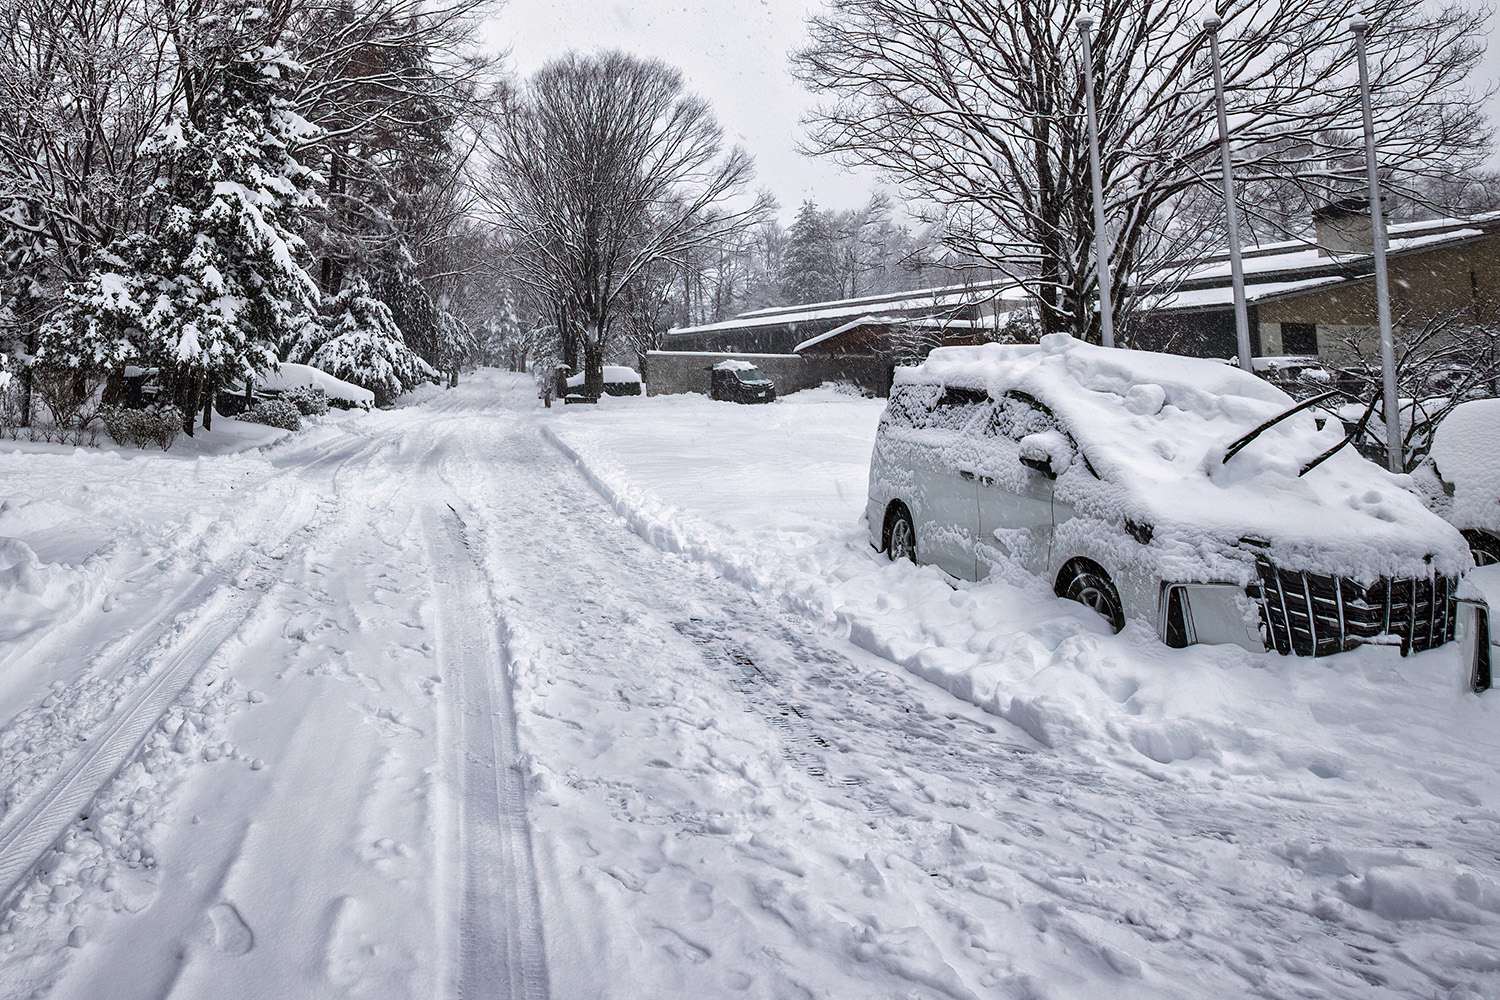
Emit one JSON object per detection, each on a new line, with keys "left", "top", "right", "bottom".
{"left": 1, "top": 372, "right": 1498, "bottom": 999}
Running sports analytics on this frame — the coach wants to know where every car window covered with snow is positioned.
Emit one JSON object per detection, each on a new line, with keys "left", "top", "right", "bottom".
{"left": 882, "top": 383, "right": 941, "bottom": 429}
{"left": 926, "top": 386, "right": 988, "bottom": 432}
{"left": 987, "top": 392, "right": 1057, "bottom": 441}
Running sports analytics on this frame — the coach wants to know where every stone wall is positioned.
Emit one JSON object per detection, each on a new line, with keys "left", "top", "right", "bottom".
{"left": 644, "top": 351, "right": 895, "bottom": 397}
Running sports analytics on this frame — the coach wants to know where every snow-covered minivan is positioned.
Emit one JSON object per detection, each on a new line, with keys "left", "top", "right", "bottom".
{"left": 1415, "top": 398, "right": 1500, "bottom": 566}
{"left": 868, "top": 335, "right": 1481, "bottom": 660}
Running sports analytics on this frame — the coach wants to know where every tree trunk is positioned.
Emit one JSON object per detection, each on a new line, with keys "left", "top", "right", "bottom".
{"left": 173, "top": 372, "right": 201, "bottom": 436}
{"left": 19, "top": 329, "right": 36, "bottom": 427}
{"left": 201, "top": 382, "right": 214, "bottom": 430}
{"left": 583, "top": 327, "right": 604, "bottom": 398}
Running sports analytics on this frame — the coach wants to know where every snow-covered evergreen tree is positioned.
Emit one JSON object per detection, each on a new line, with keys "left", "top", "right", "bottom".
{"left": 37, "top": 13, "right": 319, "bottom": 420}
{"left": 781, "top": 200, "right": 838, "bottom": 305}
{"left": 286, "top": 277, "right": 434, "bottom": 406}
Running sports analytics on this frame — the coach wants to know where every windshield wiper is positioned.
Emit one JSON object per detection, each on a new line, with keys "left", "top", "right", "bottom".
{"left": 1221, "top": 391, "right": 1339, "bottom": 466}
{"left": 1298, "top": 391, "right": 1383, "bottom": 477}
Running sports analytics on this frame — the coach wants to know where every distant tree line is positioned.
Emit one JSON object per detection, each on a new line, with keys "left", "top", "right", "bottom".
{"left": 0, "top": 0, "right": 499, "bottom": 431}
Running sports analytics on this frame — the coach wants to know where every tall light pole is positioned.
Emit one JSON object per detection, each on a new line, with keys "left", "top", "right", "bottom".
{"left": 1203, "top": 15, "right": 1253, "bottom": 373}
{"left": 1350, "top": 16, "right": 1403, "bottom": 472}
{"left": 1077, "top": 14, "right": 1116, "bottom": 349}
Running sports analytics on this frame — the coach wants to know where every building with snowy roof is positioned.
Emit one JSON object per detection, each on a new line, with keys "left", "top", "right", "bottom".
{"left": 1131, "top": 204, "right": 1500, "bottom": 362}
{"left": 650, "top": 204, "right": 1500, "bottom": 396}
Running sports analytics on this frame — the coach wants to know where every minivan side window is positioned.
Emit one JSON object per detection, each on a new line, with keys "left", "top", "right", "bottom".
{"left": 927, "top": 386, "right": 990, "bottom": 432}
{"left": 987, "top": 392, "right": 1101, "bottom": 478}
{"left": 884, "top": 383, "right": 942, "bottom": 428}
{"left": 988, "top": 391, "right": 1058, "bottom": 441}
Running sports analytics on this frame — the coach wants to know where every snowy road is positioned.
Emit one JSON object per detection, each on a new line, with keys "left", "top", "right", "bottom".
{"left": 2, "top": 372, "right": 1499, "bottom": 998}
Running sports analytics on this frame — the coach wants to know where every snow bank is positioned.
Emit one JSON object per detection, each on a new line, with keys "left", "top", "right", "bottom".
{"left": 1427, "top": 398, "right": 1500, "bottom": 534}
{"left": 0, "top": 538, "right": 104, "bottom": 642}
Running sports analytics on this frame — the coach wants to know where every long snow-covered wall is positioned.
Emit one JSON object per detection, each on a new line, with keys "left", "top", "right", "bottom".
{"left": 645, "top": 350, "right": 891, "bottom": 397}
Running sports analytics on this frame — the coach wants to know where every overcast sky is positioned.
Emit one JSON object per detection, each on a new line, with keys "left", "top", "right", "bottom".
{"left": 485, "top": 1, "right": 1500, "bottom": 224}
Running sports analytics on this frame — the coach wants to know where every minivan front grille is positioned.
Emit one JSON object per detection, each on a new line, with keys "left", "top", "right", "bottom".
{"left": 1252, "top": 560, "right": 1456, "bottom": 657}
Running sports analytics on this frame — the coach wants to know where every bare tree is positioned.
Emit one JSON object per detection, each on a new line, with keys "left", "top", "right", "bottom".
{"left": 482, "top": 51, "right": 769, "bottom": 396}
{"left": 1323, "top": 304, "right": 1500, "bottom": 471}
{"left": 796, "top": 0, "right": 1491, "bottom": 343}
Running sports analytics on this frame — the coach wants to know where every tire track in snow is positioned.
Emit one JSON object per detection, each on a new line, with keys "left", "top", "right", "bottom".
{"left": 0, "top": 585, "right": 261, "bottom": 911}
{"left": 0, "top": 431, "right": 389, "bottom": 916}
{"left": 425, "top": 504, "right": 549, "bottom": 1000}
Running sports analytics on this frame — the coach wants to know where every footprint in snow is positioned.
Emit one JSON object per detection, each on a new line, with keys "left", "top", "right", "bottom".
{"left": 208, "top": 902, "right": 254, "bottom": 956}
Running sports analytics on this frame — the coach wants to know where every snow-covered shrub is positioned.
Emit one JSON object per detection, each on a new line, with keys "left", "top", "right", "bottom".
{"left": 244, "top": 398, "right": 301, "bottom": 431}
{"left": 33, "top": 366, "right": 104, "bottom": 431}
{"left": 99, "top": 404, "right": 183, "bottom": 451}
{"left": 281, "top": 385, "right": 328, "bottom": 416}
{"left": 0, "top": 352, "right": 9, "bottom": 392}
{"left": 284, "top": 279, "right": 435, "bottom": 407}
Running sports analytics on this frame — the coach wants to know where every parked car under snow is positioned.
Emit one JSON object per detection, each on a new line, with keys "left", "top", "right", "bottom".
{"left": 220, "top": 362, "right": 375, "bottom": 412}
{"left": 1414, "top": 398, "right": 1500, "bottom": 566}
{"left": 565, "top": 365, "right": 643, "bottom": 397}
{"left": 868, "top": 334, "right": 1479, "bottom": 659}
{"left": 711, "top": 360, "right": 776, "bottom": 404}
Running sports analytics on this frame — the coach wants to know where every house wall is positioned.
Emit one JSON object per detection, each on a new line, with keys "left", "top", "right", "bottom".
{"left": 1134, "top": 231, "right": 1500, "bottom": 364}
{"left": 1257, "top": 232, "right": 1500, "bottom": 363}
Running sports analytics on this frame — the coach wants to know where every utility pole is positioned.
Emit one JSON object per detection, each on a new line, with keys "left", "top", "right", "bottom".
{"left": 1350, "top": 17, "right": 1403, "bottom": 473}
{"left": 1203, "top": 15, "right": 1253, "bottom": 373}
{"left": 1077, "top": 14, "right": 1116, "bottom": 349}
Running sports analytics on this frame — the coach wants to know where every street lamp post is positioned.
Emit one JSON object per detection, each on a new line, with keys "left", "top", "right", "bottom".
{"left": 1350, "top": 16, "right": 1403, "bottom": 473}
{"left": 1077, "top": 14, "right": 1116, "bottom": 349}
{"left": 1203, "top": 15, "right": 1253, "bottom": 374}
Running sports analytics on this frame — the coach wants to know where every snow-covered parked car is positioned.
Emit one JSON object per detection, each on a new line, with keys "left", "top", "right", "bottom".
{"left": 868, "top": 334, "right": 1477, "bottom": 658}
{"left": 1250, "top": 355, "right": 1333, "bottom": 399}
{"left": 257, "top": 362, "right": 374, "bottom": 410}
{"left": 565, "top": 365, "right": 643, "bottom": 397}
{"left": 711, "top": 360, "right": 776, "bottom": 404}
{"left": 1414, "top": 398, "right": 1500, "bottom": 566}
{"left": 221, "top": 362, "right": 375, "bottom": 413}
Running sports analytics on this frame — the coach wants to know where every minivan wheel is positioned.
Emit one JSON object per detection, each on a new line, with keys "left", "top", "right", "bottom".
{"left": 1059, "top": 564, "right": 1126, "bottom": 633}
{"left": 886, "top": 506, "right": 916, "bottom": 563}
{"left": 1464, "top": 530, "right": 1500, "bottom": 567}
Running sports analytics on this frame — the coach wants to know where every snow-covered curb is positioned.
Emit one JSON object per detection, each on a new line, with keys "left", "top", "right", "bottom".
{"left": 540, "top": 423, "right": 839, "bottom": 623}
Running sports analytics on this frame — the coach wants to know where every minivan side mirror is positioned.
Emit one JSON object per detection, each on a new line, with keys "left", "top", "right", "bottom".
{"left": 1020, "top": 454, "right": 1057, "bottom": 479}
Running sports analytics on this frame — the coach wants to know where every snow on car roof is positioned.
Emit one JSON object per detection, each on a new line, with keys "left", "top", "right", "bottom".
{"left": 714, "top": 360, "right": 760, "bottom": 372}
{"left": 566, "top": 366, "right": 642, "bottom": 387}
{"left": 261, "top": 362, "right": 375, "bottom": 406}
{"left": 904, "top": 334, "right": 1467, "bottom": 580}
{"left": 1430, "top": 398, "right": 1500, "bottom": 533}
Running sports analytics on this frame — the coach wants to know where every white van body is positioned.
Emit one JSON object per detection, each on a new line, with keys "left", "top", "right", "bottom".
{"left": 867, "top": 335, "right": 1473, "bottom": 655}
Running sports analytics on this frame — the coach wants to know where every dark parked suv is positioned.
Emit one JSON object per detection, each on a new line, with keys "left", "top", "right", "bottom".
{"left": 711, "top": 361, "right": 776, "bottom": 404}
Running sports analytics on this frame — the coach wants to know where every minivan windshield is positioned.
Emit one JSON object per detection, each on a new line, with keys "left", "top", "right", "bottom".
{"left": 736, "top": 367, "right": 767, "bottom": 382}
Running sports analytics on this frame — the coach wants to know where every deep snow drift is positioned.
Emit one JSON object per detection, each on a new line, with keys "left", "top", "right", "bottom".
{"left": 0, "top": 372, "right": 1497, "bottom": 1000}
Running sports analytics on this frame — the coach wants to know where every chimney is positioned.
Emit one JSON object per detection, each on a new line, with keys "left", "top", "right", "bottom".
{"left": 1312, "top": 197, "right": 1386, "bottom": 257}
